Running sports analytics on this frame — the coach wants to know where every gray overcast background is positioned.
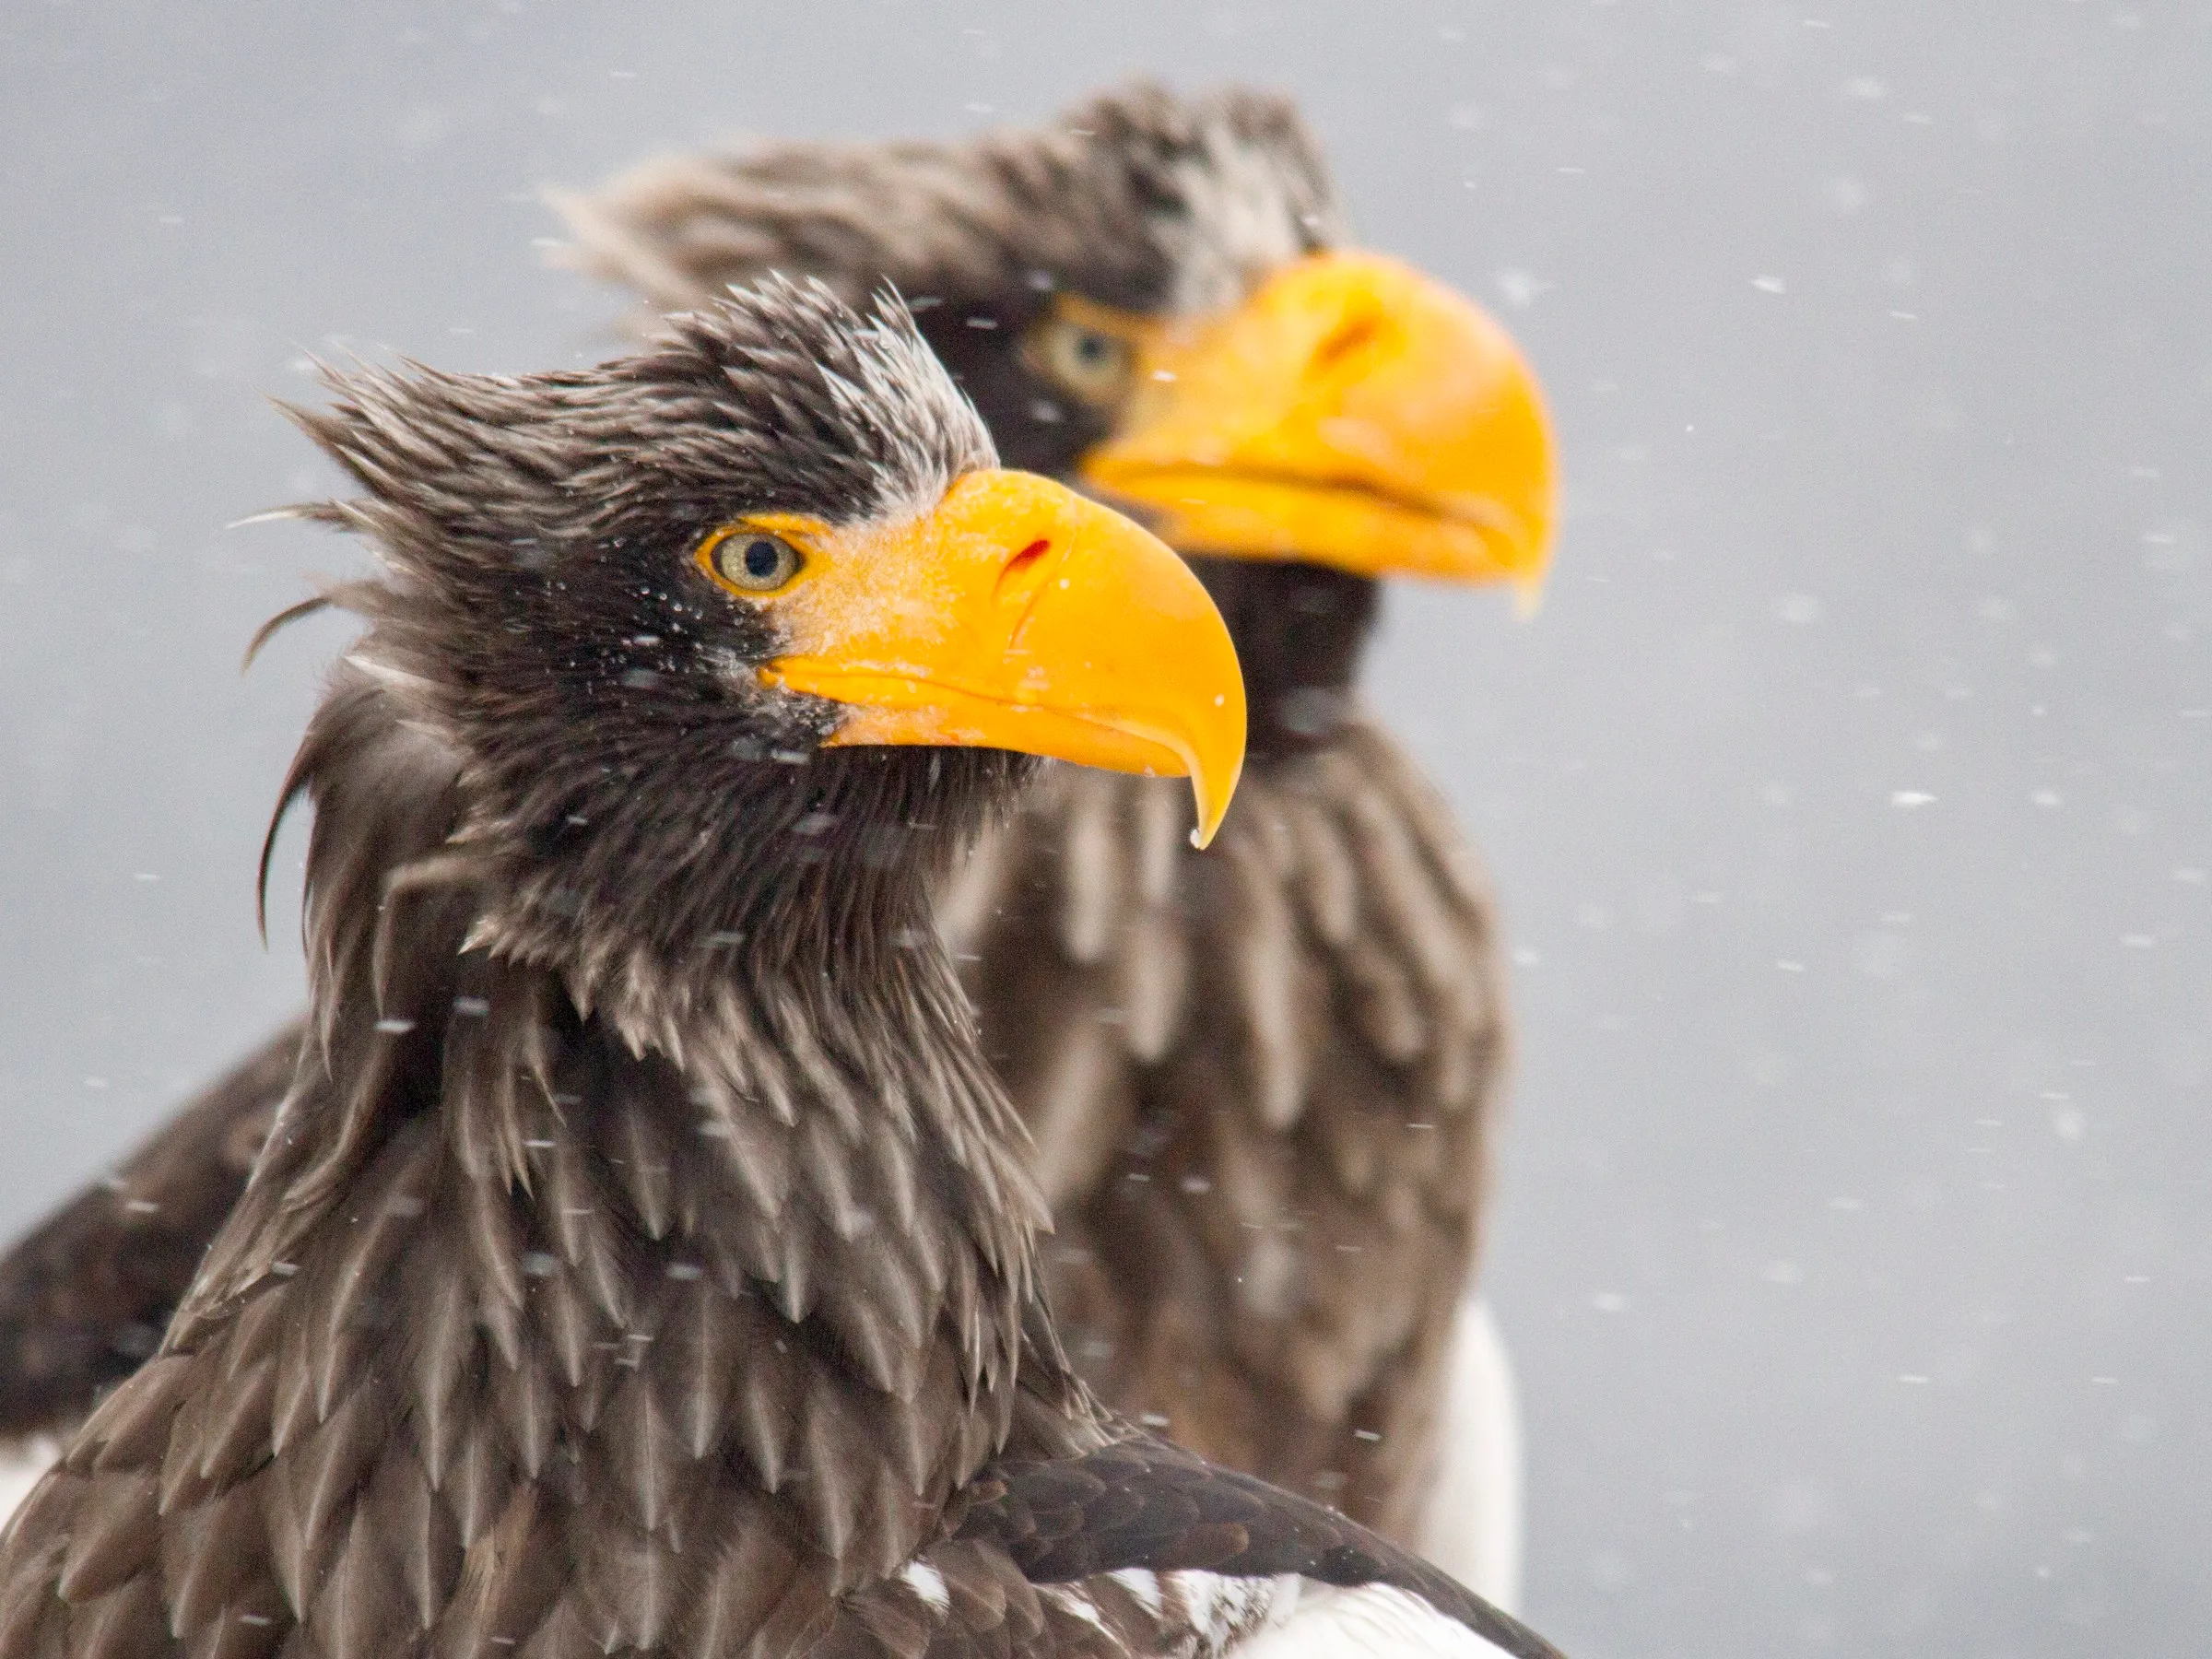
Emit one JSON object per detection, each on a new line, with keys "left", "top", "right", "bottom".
{"left": 1, "top": 3, "right": 2205, "bottom": 1654}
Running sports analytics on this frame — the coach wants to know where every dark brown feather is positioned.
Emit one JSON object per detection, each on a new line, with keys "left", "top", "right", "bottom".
{"left": 952, "top": 720, "right": 1507, "bottom": 1545}
{"left": 0, "top": 1032, "right": 292, "bottom": 1442}
{"left": 951, "top": 1436, "right": 1560, "bottom": 1659}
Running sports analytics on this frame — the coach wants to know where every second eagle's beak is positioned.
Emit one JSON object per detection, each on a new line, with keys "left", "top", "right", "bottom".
{"left": 761, "top": 470, "right": 1246, "bottom": 846}
{"left": 1082, "top": 250, "right": 1556, "bottom": 600}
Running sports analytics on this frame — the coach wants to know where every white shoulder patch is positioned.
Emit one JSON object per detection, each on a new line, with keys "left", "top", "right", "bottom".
{"left": 1416, "top": 1297, "right": 1525, "bottom": 1614}
{"left": 1144, "top": 1571, "right": 1291, "bottom": 1654}
{"left": 1233, "top": 1583, "right": 1516, "bottom": 1659}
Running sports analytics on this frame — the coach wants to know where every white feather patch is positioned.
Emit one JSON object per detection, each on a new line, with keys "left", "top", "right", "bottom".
{"left": 1416, "top": 1298, "right": 1524, "bottom": 1615}
{"left": 898, "top": 1559, "right": 950, "bottom": 1612}
{"left": 1164, "top": 1570, "right": 1287, "bottom": 1652}
{"left": 1040, "top": 1583, "right": 1112, "bottom": 1635}
{"left": 1234, "top": 1582, "right": 1518, "bottom": 1658}
{"left": 1107, "top": 1567, "right": 1164, "bottom": 1617}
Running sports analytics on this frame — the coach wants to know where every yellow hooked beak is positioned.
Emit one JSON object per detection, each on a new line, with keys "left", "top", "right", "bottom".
{"left": 754, "top": 470, "right": 1246, "bottom": 846}
{"left": 1079, "top": 250, "right": 1556, "bottom": 602}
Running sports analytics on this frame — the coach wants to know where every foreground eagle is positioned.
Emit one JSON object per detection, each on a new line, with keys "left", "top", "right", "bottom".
{"left": 0, "top": 87, "right": 1550, "bottom": 1593}
{"left": 0, "top": 281, "right": 1565, "bottom": 1659}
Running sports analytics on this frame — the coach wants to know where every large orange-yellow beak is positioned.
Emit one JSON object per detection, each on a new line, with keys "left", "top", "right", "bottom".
{"left": 758, "top": 470, "right": 1245, "bottom": 846}
{"left": 1081, "top": 251, "right": 1556, "bottom": 602}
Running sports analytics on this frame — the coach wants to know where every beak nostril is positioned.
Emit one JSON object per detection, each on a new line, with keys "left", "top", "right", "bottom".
{"left": 997, "top": 538, "right": 1052, "bottom": 596}
{"left": 1312, "top": 314, "right": 1382, "bottom": 372}
{"left": 1000, "top": 538, "right": 1058, "bottom": 651}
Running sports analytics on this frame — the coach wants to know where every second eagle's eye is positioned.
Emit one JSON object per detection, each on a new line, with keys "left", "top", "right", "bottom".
{"left": 1026, "top": 314, "right": 1137, "bottom": 407}
{"left": 707, "top": 531, "right": 804, "bottom": 594}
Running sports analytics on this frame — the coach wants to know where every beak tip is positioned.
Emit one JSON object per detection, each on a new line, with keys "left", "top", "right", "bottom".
{"left": 1512, "top": 570, "right": 1547, "bottom": 620}
{"left": 1186, "top": 753, "right": 1241, "bottom": 850}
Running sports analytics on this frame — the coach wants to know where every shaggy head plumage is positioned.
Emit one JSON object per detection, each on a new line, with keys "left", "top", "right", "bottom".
{"left": 270, "top": 280, "right": 1021, "bottom": 1008}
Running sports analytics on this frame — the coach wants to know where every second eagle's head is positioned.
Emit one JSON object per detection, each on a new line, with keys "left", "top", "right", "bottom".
{"left": 559, "top": 84, "right": 1556, "bottom": 756}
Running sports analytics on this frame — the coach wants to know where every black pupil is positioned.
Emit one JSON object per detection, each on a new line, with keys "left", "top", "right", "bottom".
{"left": 742, "top": 538, "right": 782, "bottom": 581}
{"left": 1075, "top": 333, "right": 1111, "bottom": 366}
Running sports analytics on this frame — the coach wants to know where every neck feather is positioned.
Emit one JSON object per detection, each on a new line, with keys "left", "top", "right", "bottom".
{"left": 183, "top": 673, "right": 1068, "bottom": 1587}
{"left": 1189, "top": 557, "right": 1381, "bottom": 764}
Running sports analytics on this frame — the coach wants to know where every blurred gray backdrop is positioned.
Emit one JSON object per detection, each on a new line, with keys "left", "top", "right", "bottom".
{"left": 1, "top": 3, "right": 2205, "bottom": 1653}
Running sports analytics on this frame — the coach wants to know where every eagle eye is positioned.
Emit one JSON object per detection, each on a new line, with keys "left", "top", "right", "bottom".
{"left": 1025, "top": 312, "right": 1137, "bottom": 408}
{"left": 700, "top": 527, "right": 806, "bottom": 596}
